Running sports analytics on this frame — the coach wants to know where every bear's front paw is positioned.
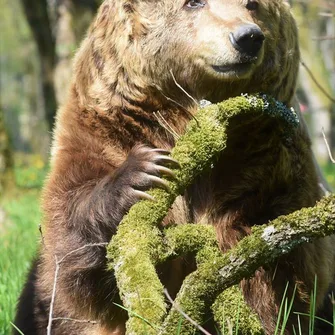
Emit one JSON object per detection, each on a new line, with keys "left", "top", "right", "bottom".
{"left": 113, "top": 144, "right": 180, "bottom": 206}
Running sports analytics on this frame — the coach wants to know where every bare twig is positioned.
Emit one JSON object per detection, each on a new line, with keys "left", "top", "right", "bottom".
{"left": 318, "top": 12, "right": 334, "bottom": 17}
{"left": 39, "top": 224, "right": 46, "bottom": 247}
{"left": 319, "top": 182, "right": 331, "bottom": 196}
{"left": 153, "top": 83, "right": 191, "bottom": 112}
{"left": 57, "top": 243, "right": 108, "bottom": 264}
{"left": 164, "top": 289, "right": 212, "bottom": 335}
{"left": 312, "top": 35, "right": 335, "bottom": 41}
{"left": 300, "top": 61, "right": 335, "bottom": 104}
{"left": 169, "top": 70, "right": 200, "bottom": 126}
{"left": 322, "top": 128, "right": 335, "bottom": 163}
{"left": 153, "top": 111, "right": 180, "bottom": 140}
{"left": 47, "top": 256, "right": 60, "bottom": 335}
{"left": 47, "top": 243, "right": 108, "bottom": 335}
{"left": 272, "top": 261, "right": 279, "bottom": 281}
{"left": 169, "top": 69, "right": 199, "bottom": 107}
{"left": 51, "top": 317, "right": 98, "bottom": 324}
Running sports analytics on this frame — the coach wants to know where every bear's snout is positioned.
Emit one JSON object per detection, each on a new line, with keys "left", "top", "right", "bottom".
{"left": 229, "top": 24, "right": 265, "bottom": 57}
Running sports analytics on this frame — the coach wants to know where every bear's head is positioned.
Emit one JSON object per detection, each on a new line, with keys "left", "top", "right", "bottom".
{"left": 74, "top": 0, "right": 299, "bottom": 110}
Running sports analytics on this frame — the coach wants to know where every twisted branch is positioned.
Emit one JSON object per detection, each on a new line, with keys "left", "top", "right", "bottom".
{"left": 106, "top": 94, "right": 333, "bottom": 335}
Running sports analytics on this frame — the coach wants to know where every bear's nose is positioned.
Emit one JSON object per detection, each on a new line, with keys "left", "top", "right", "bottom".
{"left": 229, "top": 24, "right": 265, "bottom": 56}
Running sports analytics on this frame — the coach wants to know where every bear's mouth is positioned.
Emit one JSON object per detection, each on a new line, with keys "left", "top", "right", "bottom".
{"left": 212, "top": 62, "right": 254, "bottom": 75}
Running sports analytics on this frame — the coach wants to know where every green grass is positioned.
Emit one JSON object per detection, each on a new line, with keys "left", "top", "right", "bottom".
{"left": 322, "top": 162, "right": 335, "bottom": 189}
{"left": 14, "top": 153, "right": 49, "bottom": 189}
{"left": 275, "top": 283, "right": 297, "bottom": 335}
{"left": 0, "top": 190, "right": 41, "bottom": 335}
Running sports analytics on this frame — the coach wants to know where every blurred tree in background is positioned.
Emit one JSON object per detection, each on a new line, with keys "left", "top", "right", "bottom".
{"left": 0, "top": 0, "right": 334, "bottom": 187}
{"left": 20, "top": 0, "right": 57, "bottom": 131}
{"left": 293, "top": 0, "right": 335, "bottom": 163}
{"left": 0, "top": 108, "right": 13, "bottom": 194}
{"left": 0, "top": 0, "right": 101, "bottom": 163}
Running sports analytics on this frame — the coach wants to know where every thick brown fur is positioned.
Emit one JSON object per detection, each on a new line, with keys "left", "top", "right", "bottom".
{"left": 15, "top": 0, "right": 335, "bottom": 334}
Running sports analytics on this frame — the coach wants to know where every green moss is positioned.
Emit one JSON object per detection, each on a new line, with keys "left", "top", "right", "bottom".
{"left": 159, "top": 224, "right": 218, "bottom": 262}
{"left": 160, "top": 245, "right": 225, "bottom": 335}
{"left": 212, "top": 286, "right": 264, "bottom": 335}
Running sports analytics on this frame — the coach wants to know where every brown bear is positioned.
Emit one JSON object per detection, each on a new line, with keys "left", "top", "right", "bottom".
{"left": 14, "top": 0, "right": 335, "bottom": 334}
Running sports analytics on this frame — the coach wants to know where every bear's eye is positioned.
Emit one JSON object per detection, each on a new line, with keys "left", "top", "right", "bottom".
{"left": 185, "top": 0, "right": 206, "bottom": 10}
{"left": 246, "top": 0, "right": 259, "bottom": 11}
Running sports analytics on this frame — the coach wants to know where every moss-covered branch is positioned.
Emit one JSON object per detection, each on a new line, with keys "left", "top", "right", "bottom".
{"left": 159, "top": 194, "right": 335, "bottom": 334}
{"left": 212, "top": 286, "right": 264, "bottom": 335}
{"left": 159, "top": 225, "right": 264, "bottom": 334}
{"left": 106, "top": 94, "right": 306, "bottom": 334}
{"left": 107, "top": 100, "right": 228, "bottom": 334}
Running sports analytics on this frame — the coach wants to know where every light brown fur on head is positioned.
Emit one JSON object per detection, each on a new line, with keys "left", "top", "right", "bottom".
{"left": 14, "top": 1, "right": 335, "bottom": 335}
{"left": 74, "top": 0, "right": 299, "bottom": 111}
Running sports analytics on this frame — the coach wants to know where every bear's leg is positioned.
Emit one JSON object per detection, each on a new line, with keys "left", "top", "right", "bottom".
{"left": 16, "top": 145, "right": 178, "bottom": 333}
{"left": 14, "top": 259, "right": 47, "bottom": 335}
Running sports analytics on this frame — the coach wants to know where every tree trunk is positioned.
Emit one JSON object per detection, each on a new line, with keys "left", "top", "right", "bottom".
{"left": 293, "top": 2, "right": 335, "bottom": 162}
{"left": 20, "top": 0, "right": 100, "bottom": 130}
{"left": 20, "top": 0, "right": 57, "bottom": 131}
{"left": 53, "top": 0, "right": 99, "bottom": 105}
{"left": 0, "top": 109, "right": 14, "bottom": 194}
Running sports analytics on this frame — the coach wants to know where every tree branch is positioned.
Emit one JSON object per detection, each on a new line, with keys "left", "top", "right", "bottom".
{"left": 107, "top": 94, "right": 300, "bottom": 334}
{"left": 159, "top": 195, "right": 335, "bottom": 334}
{"left": 300, "top": 61, "right": 335, "bottom": 104}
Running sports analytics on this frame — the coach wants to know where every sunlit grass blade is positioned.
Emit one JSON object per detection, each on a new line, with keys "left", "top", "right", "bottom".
{"left": 10, "top": 322, "right": 25, "bottom": 335}
{"left": 221, "top": 305, "right": 226, "bottom": 335}
{"left": 280, "top": 284, "right": 297, "bottom": 335}
{"left": 234, "top": 293, "right": 241, "bottom": 335}
{"left": 309, "top": 276, "right": 317, "bottom": 335}
{"left": 177, "top": 316, "right": 183, "bottom": 335}
{"left": 275, "top": 282, "right": 289, "bottom": 335}
{"left": 274, "top": 282, "right": 297, "bottom": 335}
{"left": 294, "top": 312, "right": 333, "bottom": 327}
{"left": 297, "top": 314, "right": 302, "bottom": 335}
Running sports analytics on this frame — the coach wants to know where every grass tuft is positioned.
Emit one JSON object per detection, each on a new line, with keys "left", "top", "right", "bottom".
{"left": 0, "top": 190, "right": 40, "bottom": 335}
